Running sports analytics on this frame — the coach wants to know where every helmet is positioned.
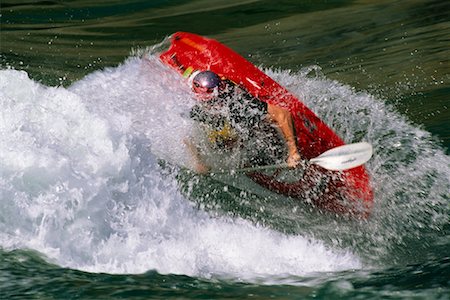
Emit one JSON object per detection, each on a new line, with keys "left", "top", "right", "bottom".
{"left": 192, "top": 71, "right": 221, "bottom": 100}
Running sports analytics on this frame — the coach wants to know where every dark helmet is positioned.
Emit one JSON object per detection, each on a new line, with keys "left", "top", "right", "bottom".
{"left": 192, "top": 71, "right": 221, "bottom": 90}
{"left": 191, "top": 71, "right": 223, "bottom": 101}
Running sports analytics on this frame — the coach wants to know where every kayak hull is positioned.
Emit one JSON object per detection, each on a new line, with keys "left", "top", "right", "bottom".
{"left": 159, "top": 32, "right": 374, "bottom": 218}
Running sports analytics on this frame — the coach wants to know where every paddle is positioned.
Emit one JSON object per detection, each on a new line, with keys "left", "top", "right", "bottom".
{"left": 213, "top": 142, "right": 373, "bottom": 174}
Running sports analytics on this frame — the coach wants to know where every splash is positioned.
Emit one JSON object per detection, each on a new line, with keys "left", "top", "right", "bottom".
{"left": 265, "top": 66, "right": 449, "bottom": 263}
{"left": 0, "top": 60, "right": 362, "bottom": 282}
{"left": 0, "top": 52, "right": 448, "bottom": 281}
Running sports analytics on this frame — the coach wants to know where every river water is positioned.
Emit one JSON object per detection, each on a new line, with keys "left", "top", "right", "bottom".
{"left": 1, "top": 0, "right": 449, "bottom": 299}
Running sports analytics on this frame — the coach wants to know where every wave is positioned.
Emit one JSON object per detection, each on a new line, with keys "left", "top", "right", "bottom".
{"left": 0, "top": 52, "right": 448, "bottom": 282}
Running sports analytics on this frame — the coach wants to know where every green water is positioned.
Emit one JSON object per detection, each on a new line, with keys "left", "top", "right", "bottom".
{"left": 3, "top": 0, "right": 449, "bottom": 151}
{"left": 1, "top": 0, "right": 449, "bottom": 299}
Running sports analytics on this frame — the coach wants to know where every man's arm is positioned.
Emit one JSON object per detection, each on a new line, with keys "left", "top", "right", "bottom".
{"left": 184, "top": 138, "right": 210, "bottom": 174}
{"left": 267, "top": 104, "right": 302, "bottom": 168}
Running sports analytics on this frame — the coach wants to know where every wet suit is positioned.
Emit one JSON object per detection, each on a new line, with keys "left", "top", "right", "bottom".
{"left": 190, "top": 82, "right": 285, "bottom": 167}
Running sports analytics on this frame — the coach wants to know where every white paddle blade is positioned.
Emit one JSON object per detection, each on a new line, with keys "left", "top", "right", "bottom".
{"left": 309, "top": 142, "right": 373, "bottom": 171}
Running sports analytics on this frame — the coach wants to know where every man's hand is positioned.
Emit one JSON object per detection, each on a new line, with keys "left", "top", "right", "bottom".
{"left": 287, "top": 151, "right": 302, "bottom": 168}
{"left": 185, "top": 138, "right": 210, "bottom": 174}
{"left": 194, "top": 162, "right": 210, "bottom": 174}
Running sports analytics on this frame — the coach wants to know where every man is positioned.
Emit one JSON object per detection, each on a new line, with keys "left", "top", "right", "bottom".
{"left": 186, "top": 70, "right": 302, "bottom": 173}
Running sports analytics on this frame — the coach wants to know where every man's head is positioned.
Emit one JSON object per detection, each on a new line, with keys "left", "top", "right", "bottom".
{"left": 192, "top": 71, "right": 222, "bottom": 101}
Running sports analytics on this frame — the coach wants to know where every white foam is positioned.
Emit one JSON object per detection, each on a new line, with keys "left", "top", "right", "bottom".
{"left": 84, "top": 215, "right": 360, "bottom": 278}
{"left": 1, "top": 54, "right": 448, "bottom": 283}
{"left": 0, "top": 61, "right": 362, "bottom": 283}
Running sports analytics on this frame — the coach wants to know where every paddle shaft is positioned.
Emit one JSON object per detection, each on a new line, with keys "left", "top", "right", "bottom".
{"left": 212, "top": 142, "right": 373, "bottom": 174}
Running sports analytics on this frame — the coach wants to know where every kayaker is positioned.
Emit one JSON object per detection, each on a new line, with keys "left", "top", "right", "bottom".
{"left": 185, "top": 70, "right": 302, "bottom": 173}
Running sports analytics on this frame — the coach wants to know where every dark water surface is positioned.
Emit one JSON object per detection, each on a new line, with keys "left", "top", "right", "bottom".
{"left": 1, "top": 0, "right": 449, "bottom": 299}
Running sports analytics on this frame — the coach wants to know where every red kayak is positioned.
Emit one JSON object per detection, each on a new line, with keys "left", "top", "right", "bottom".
{"left": 159, "top": 32, "right": 374, "bottom": 218}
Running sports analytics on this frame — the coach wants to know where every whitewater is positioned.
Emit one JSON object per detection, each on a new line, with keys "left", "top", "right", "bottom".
{"left": 0, "top": 54, "right": 448, "bottom": 284}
